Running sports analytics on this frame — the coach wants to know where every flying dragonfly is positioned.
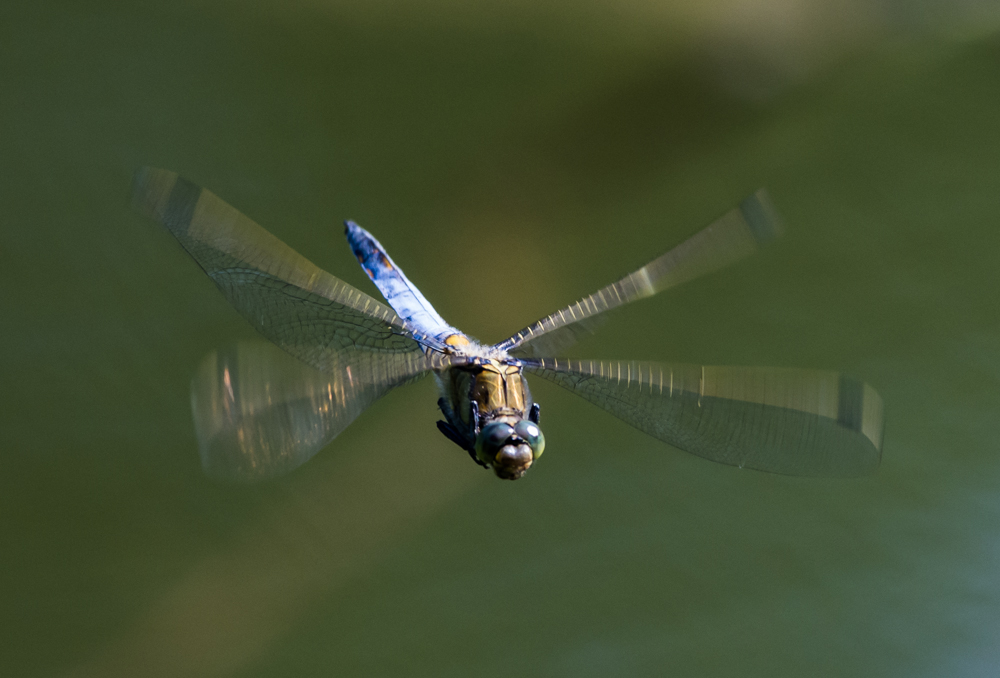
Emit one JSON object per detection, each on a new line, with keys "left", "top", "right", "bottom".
{"left": 133, "top": 167, "right": 883, "bottom": 482}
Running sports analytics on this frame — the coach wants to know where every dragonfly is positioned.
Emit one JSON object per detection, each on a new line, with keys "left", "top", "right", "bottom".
{"left": 133, "top": 167, "right": 883, "bottom": 482}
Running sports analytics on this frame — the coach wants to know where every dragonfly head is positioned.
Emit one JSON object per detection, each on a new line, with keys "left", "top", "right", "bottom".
{"left": 475, "top": 417, "right": 545, "bottom": 480}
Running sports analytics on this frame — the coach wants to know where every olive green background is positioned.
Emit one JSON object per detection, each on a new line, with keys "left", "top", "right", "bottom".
{"left": 4, "top": 1, "right": 1000, "bottom": 676}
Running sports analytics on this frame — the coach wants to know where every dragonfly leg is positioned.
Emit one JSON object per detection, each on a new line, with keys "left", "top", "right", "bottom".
{"left": 529, "top": 402, "right": 541, "bottom": 424}
{"left": 435, "top": 420, "right": 487, "bottom": 468}
{"left": 467, "top": 448, "right": 488, "bottom": 468}
{"left": 437, "top": 397, "right": 451, "bottom": 419}
{"left": 437, "top": 420, "right": 470, "bottom": 451}
{"left": 470, "top": 401, "right": 481, "bottom": 435}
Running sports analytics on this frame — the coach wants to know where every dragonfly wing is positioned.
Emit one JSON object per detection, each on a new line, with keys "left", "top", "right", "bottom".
{"left": 192, "top": 342, "right": 436, "bottom": 482}
{"left": 133, "top": 167, "right": 430, "bottom": 372}
{"left": 498, "top": 190, "right": 781, "bottom": 358}
{"left": 524, "top": 359, "right": 883, "bottom": 477}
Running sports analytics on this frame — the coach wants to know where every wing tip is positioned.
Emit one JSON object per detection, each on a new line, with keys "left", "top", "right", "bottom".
{"left": 130, "top": 166, "right": 179, "bottom": 220}
{"left": 740, "top": 188, "right": 784, "bottom": 245}
{"left": 833, "top": 376, "right": 884, "bottom": 477}
{"left": 860, "top": 381, "right": 885, "bottom": 454}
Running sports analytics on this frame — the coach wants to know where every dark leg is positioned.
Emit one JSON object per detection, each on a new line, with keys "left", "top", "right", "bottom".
{"left": 437, "top": 420, "right": 470, "bottom": 450}
{"left": 437, "top": 421, "right": 487, "bottom": 468}
{"left": 466, "top": 447, "right": 488, "bottom": 468}
{"left": 437, "top": 417, "right": 488, "bottom": 469}
{"left": 529, "top": 402, "right": 541, "bottom": 424}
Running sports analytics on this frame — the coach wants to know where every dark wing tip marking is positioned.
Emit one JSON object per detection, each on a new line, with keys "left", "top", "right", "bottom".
{"left": 164, "top": 175, "right": 202, "bottom": 233}
{"left": 837, "top": 376, "right": 885, "bottom": 459}
{"left": 836, "top": 375, "right": 865, "bottom": 433}
{"left": 132, "top": 166, "right": 201, "bottom": 234}
{"left": 739, "top": 189, "right": 783, "bottom": 245}
{"left": 130, "top": 166, "right": 153, "bottom": 213}
{"left": 131, "top": 166, "right": 172, "bottom": 219}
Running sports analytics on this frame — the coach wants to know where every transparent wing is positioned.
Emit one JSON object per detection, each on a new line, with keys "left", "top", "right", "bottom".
{"left": 524, "top": 358, "right": 883, "bottom": 477}
{"left": 191, "top": 342, "right": 435, "bottom": 482}
{"left": 497, "top": 190, "right": 781, "bottom": 358}
{"left": 133, "top": 167, "right": 431, "bottom": 373}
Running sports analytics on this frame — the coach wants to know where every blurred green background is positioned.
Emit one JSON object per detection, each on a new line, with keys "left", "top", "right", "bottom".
{"left": 4, "top": 1, "right": 1000, "bottom": 676}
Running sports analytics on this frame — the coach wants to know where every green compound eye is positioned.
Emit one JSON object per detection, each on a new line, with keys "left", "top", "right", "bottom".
{"left": 514, "top": 420, "right": 545, "bottom": 458}
{"left": 476, "top": 422, "right": 515, "bottom": 465}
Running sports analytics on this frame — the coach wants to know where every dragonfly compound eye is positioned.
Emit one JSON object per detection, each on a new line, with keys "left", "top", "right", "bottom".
{"left": 475, "top": 422, "right": 515, "bottom": 466}
{"left": 514, "top": 420, "right": 545, "bottom": 459}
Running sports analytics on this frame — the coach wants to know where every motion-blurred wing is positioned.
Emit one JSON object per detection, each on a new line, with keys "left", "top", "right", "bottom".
{"left": 192, "top": 342, "right": 435, "bottom": 482}
{"left": 133, "top": 167, "right": 429, "bottom": 373}
{"left": 498, "top": 190, "right": 781, "bottom": 358}
{"left": 524, "top": 359, "right": 883, "bottom": 477}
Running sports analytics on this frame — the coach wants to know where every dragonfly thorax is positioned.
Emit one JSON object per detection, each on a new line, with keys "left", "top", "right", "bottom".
{"left": 471, "top": 360, "right": 527, "bottom": 415}
{"left": 436, "top": 359, "right": 544, "bottom": 479}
